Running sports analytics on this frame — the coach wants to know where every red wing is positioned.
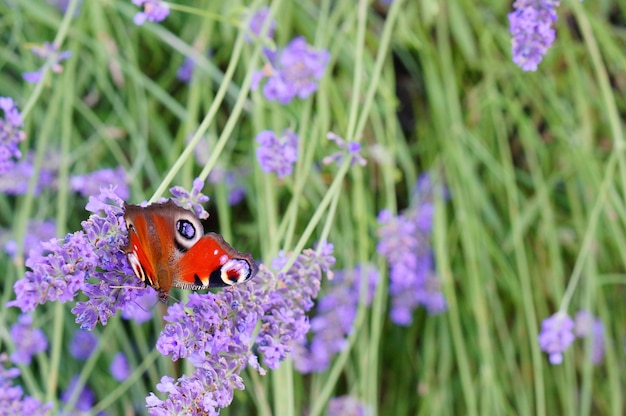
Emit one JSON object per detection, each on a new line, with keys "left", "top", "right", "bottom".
{"left": 173, "top": 232, "right": 258, "bottom": 289}
{"left": 124, "top": 206, "right": 175, "bottom": 291}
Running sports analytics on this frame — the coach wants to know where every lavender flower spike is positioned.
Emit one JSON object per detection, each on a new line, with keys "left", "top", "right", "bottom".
{"left": 0, "top": 354, "right": 52, "bottom": 414}
{"left": 252, "top": 36, "right": 330, "bottom": 104}
{"left": 148, "top": 243, "right": 335, "bottom": 414}
{"left": 508, "top": 0, "right": 560, "bottom": 71}
{"left": 169, "top": 177, "right": 210, "bottom": 219}
{"left": 255, "top": 129, "right": 299, "bottom": 178}
{"left": 0, "top": 97, "right": 27, "bottom": 175}
{"left": 9, "top": 314, "right": 48, "bottom": 365}
{"left": 538, "top": 311, "right": 575, "bottom": 365}
{"left": 132, "top": 0, "right": 170, "bottom": 25}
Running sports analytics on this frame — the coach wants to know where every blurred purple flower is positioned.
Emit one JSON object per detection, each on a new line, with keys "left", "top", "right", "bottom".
{"left": 255, "top": 129, "right": 299, "bottom": 178}
{"left": 508, "top": 0, "right": 559, "bottom": 71}
{"left": 120, "top": 288, "right": 157, "bottom": 323}
{"left": 110, "top": 352, "right": 131, "bottom": 381}
{"left": 574, "top": 310, "right": 605, "bottom": 364}
{"left": 61, "top": 375, "right": 95, "bottom": 412}
{"left": 176, "top": 57, "right": 195, "bottom": 83}
{"left": 538, "top": 312, "right": 575, "bottom": 365}
{"left": 293, "top": 264, "right": 379, "bottom": 373}
{"left": 0, "top": 353, "right": 52, "bottom": 414}
{"left": 208, "top": 167, "right": 248, "bottom": 206}
{"left": 1, "top": 219, "right": 57, "bottom": 259}
{"left": 246, "top": 7, "right": 276, "bottom": 41}
{"left": 0, "top": 151, "right": 59, "bottom": 195}
{"left": 71, "top": 166, "right": 129, "bottom": 200}
{"left": 252, "top": 36, "right": 329, "bottom": 104}
{"left": 147, "top": 243, "right": 335, "bottom": 414}
{"left": 132, "top": 0, "right": 169, "bottom": 25}
{"left": 322, "top": 132, "right": 366, "bottom": 167}
{"left": 9, "top": 314, "right": 48, "bottom": 365}
{"left": 169, "top": 177, "right": 210, "bottom": 220}
{"left": 69, "top": 329, "right": 98, "bottom": 360}
{"left": 22, "top": 42, "right": 72, "bottom": 83}
{"left": 327, "top": 395, "right": 372, "bottom": 416}
{"left": 377, "top": 174, "right": 446, "bottom": 325}
{"left": 0, "top": 97, "right": 26, "bottom": 175}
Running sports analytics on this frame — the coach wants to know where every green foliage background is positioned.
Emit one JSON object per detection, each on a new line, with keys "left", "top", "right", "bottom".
{"left": 0, "top": 0, "right": 624, "bottom": 415}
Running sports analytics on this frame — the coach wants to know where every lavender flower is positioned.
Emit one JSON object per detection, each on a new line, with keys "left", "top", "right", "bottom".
{"left": 327, "top": 395, "right": 372, "bottom": 416}
{"left": 147, "top": 244, "right": 335, "bottom": 414}
{"left": 538, "top": 312, "right": 575, "bottom": 365}
{"left": 176, "top": 56, "right": 195, "bottom": 83}
{"left": 71, "top": 166, "right": 129, "bottom": 200}
{"left": 245, "top": 7, "right": 276, "bottom": 41}
{"left": 120, "top": 288, "right": 157, "bottom": 323}
{"left": 293, "top": 264, "right": 379, "bottom": 373}
{"left": 1, "top": 219, "right": 57, "bottom": 259}
{"left": 132, "top": 0, "right": 169, "bottom": 25}
{"left": 9, "top": 314, "right": 48, "bottom": 365}
{"left": 508, "top": 0, "right": 560, "bottom": 71}
{"left": 322, "top": 132, "right": 367, "bottom": 167}
{"left": 7, "top": 231, "right": 99, "bottom": 312}
{"left": 574, "top": 310, "right": 605, "bottom": 364}
{"left": 0, "top": 151, "right": 59, "bottom": 195}
{"left": 208, "top": 167, "right": 247, "bottom": 206}
{"left": 255, "top": 129, "right": 299, "bottom": 178}
{"left": 69, "top": 329, "right": 98, "bottom": 360}
{"left": 22, "top": 42, "right": 72, "bottom": 83}
{"left": 169, "top": 177, "right": 210, "bottom": 219}
{"left": 110, "top": 352, "right": 131, "bottom": 381}
{"left": 61, "top": 375, "right": 96, "bottom": 412}
{"left": 0, "top": 353, "right": 52, "bottom": 414}
{"left": 377, "top": 174, "right": 446, "bottom": 325}
{"left": 0, "top": 97, "right": 26, "bottom": 175}
{"left": 6, "top": 186, "right": 140, "bottom": 330}
{"left": 252, "top": 36, "right": 330, "bottom": 104}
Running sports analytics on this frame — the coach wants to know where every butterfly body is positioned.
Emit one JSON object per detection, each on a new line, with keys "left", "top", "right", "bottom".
{"left": 123, "top": 200, "right": 257, "bottom": 300}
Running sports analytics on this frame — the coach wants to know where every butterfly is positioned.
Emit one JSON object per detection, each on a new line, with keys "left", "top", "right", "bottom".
{"left": 123, "top": 200, "right": 257, "bottom": 301}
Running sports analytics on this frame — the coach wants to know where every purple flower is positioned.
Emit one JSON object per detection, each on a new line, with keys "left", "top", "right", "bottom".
{"left": 322, "top": 132, "right": 366, "bottom": 167}
{"left": 508, "top": 0, "right": 560, "bottom": 71}
{"left": 169, "top": 177, "right": 210, "bottom": 219}
{"left": 69, "top": 329, "right": 98, "bottom": 360}
{"left": 294, "top": 264, "right": 379, "bottom": 373}
{"left": 246, "top": 7, "right": 276, "bottom": 41}
{"left": 574, "top": 310, "right": 605, "bottom": 364}
{"left": 0, "top": 353, "right": 52, "bottom": 414}
{"left": 61, "top": 375, "right": 96, "bottom": 412}
{"left": 0, "top": 150, "right": 59, "bottom": 195}
{"left": 176, "top": 57, "right": 195, "bottom": 83}
{"left": 0, "top": 97, "right": 26, "bottom": 175}
{"left": 22, "top": 42, "right": 72, "bottom": 83}
{"left": 255, "top": 129, "right": 299, "bottom": 178}
{"left": 208, "top": 167, "right": 248, "bottom": 206}
{"left": 7, "top": 231, "right": 98, "bottom": 312}
{"left": 147, "top": 244, "right": 335, "bottom": 414}
{"left": 252, "top": 36, "right": 330, "bottom": 104}
{"left": 538, "top": 312, "right": 575, "bottom": 365}
{"left": 327, "top": 395, "right": 372, "bottom": 416}
{"left": 1, "top": 219, "right": 57, "bottom": 259}
{"left": 377, "top": 174, "right": 446, "bottom": 325}
{"left": 132, "top": 0, "right": 170, "bottom": 25}
{"left": 71, "top": 166, "right": 129, "bottom": 200}
{"left": 110, "top": 352, "right": 131, "bottom": 381}
{"left": 120, "top": 288, "right": 157, "bottom": 323}
{"left": 9, "top": 314, "right": 48, "bottom": 365}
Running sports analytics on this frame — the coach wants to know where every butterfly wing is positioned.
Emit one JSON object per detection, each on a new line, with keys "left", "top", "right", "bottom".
{"left": 173, "top": 232, "right": 258, "bottom": 289}
{"left": 124, "top": 203, "right": 177, "bottom": 292}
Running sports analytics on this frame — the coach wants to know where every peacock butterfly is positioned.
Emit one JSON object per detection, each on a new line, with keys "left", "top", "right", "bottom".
{"left": 123, "top": 200, "right": 257, "bottom": 301}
